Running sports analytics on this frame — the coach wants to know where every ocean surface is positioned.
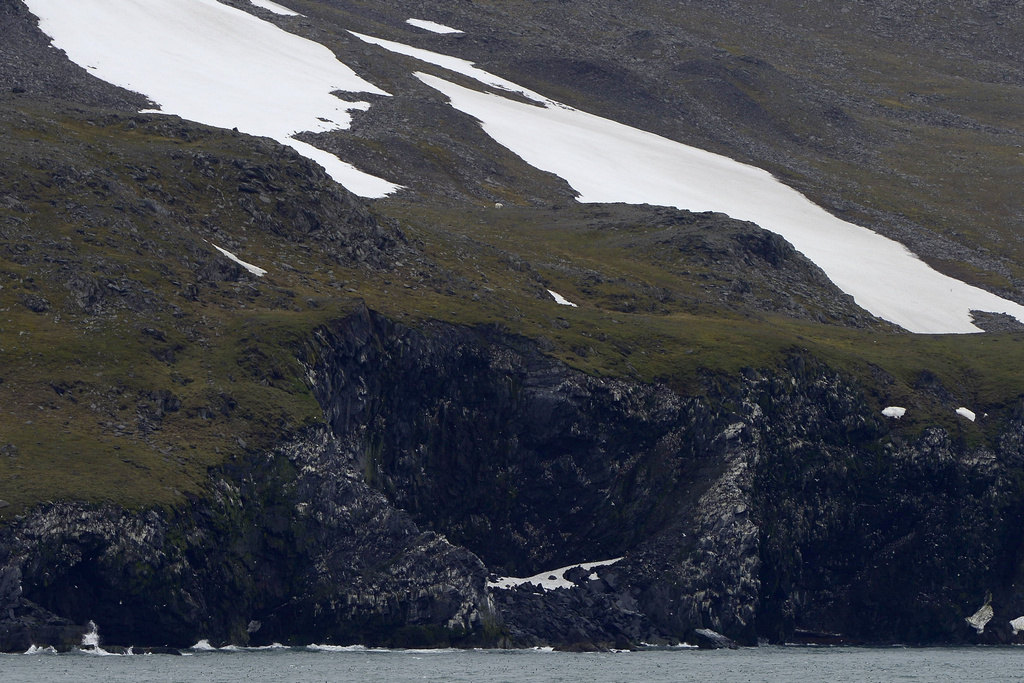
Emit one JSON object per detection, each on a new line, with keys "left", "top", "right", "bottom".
{"left": 2, "top": 645, "right": 1022, "bottom": 683}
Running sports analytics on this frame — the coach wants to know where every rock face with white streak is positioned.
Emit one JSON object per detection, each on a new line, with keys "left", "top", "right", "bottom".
{"left": 966, "top": 599, "right": 993, "bottom": 634}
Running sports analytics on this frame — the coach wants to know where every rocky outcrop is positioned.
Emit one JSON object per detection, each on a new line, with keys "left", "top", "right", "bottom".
{"left": 303, "top": 310, "right": 1024, "bottom": 647}
{"left": 0, "top": 424, "right": 493, "bottom": 650}
{"left": 3, "top": 309, "right": 1024, "bottom": 650}
{"left": 0, "top": 566, "right": 83, "bottom": 652}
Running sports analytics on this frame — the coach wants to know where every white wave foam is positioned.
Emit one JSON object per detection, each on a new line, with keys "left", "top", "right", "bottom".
{"left": 636, "top": 642, "right": 699, "bottom": 649}
{"left": 23, "top": 645, "right": 59, "bottom": 655}
{"left": 77, "top": 620, "right": 122, "bottom": 655}
{"left": 306, "top": 644, "right": 370, "bottom": 652}
{"left": 81, "top": 620, "right": 100, "bottom": 649}
{"left": 190, "top": 640, "right": 289, "bottom": 652}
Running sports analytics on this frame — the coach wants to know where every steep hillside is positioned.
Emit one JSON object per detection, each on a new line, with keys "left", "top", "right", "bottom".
{"left": 325, "top": 0, "right": 1024, "bottom": 298}
{"left": 2, "top": 0, "right": 1024, "bottom": 651}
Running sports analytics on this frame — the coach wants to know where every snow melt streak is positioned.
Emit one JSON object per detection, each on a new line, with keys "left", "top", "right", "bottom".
{"left": 547, "top": 290, "right": 578, "bottom": 307}
{"left": 26, "top": 0, "right": 399, "bottom": 198}
{"left": 406, "top": 18, "right": 462, "bottom": 34}
{"left": 212, "top": 244, "right": 267, "bottom": 276}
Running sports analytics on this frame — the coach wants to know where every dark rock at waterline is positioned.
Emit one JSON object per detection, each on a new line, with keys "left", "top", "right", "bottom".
{"left": 0, "top": 571, "right": 85, "bottom": 654}
{"left": 694, "top": 628, "right": 739, "bottom": 649}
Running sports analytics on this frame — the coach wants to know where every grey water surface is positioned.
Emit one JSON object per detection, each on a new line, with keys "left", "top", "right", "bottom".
{"left": 2, "top": 645, "right": 1022, "bottom": 683}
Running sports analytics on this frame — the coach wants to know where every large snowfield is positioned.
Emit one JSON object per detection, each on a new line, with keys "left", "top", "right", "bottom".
{"left": 23, "top": 0, "right": 1024, "bottom": 333}
{"left": 25, "top": 0, "right": 400, "bottom": 197}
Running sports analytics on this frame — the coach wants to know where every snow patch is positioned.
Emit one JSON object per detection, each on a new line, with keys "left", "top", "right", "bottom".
{"left": 24, "top": 0, "right": 400, "bottom": 198}
{"left": 349, "top": 32, "right": 548, "bottom": 103}
{"left": 406, "top": 18, "right": 462, "bottom": 34}
{"left": 547, "top": 289, "right": 578, "bottom": 307}
{"left": 1011, "top": 616, "right": 1024, "bottom": 635}
{"left": 408, "top": 70, "right": 1024, "bottom": 334}
{"left": 212, "top": 244, "right": 267, "bottom": 277}
{"left": 488, "top": 558, "right": 623, "bottom": 591}
{"left": 341, "top": 30, "right": 1024, "bottom": 333}
{"left": 956, "top": 407, "right": 976, "bottom": 422}
{"left": 248, "top": 0, "right": 301, "bottom": 16}
{"left": 881, "top": 406, "right": 906, "bottom": 419}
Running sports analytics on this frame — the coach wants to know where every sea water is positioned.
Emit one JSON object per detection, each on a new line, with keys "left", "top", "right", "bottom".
{"left": 2, "top": 645, "right": 1023, "bottom": 683}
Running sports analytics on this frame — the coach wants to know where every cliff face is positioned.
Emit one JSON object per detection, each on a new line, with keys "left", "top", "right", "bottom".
{"left": 0, "top": 419, "right": 492, "bottom": 650}
{"left": 3, "top": 308, "right": 1024, "bottom": 650}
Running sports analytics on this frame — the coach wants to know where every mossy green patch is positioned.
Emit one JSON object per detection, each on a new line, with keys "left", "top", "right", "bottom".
{"left": 3, "top": 97, "right": 1024, "bottom": 520}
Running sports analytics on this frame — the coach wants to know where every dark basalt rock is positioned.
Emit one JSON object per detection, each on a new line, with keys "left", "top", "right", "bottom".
{"left": 2, "top": 307, "right": 1024, "bottom": 650}
{"left": 0, "top": 425, "right": 493, "bottom": 650}
{"left": 694, "top": 628, "right": 739, "bottom": 649}
{"left": 3, "top": 309, "right": 1024, "bottom": 650}
{"left": 0, "top": 566, "right": 84, "bottom": 653}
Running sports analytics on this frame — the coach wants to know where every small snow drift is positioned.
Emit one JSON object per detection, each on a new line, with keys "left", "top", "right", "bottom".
{"left": 406, "top": 18, "right": 462, "bottom": 34}
{"left": 248, "top": 0, "right": 301, "bottom": 16}
{"left": 212, "top": 244, "right": 267, "bottom": 277}
{"left": 25, "top": 0, "right": 400, "bottom": 198}
{"left": 1011, "top": 616, "right": 1024, "bottom": 635}
{"left": 547, "top": 290, "right": 578, "bottom": 307}
{"left": 881, "top": 406, "right": 906, "bottom": 419}
{"left": 488, "top": 558, "right": 622, "bottom": 591}
{"left": 956, "top": 407, "right": 977, "bottom": 422}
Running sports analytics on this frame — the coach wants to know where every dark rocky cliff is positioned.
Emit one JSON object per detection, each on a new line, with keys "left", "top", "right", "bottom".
{"left": 4, "top": 307, "right": 1024, "bottom": 650}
